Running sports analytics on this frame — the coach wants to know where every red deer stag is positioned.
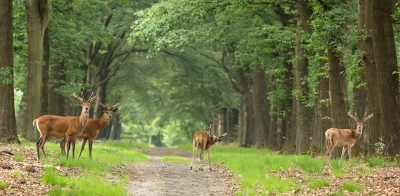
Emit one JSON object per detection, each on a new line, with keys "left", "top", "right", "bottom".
{"left": 60, "top": 102, "right": 119, "bottom": 158}
{"left": 325, "top": 112, "right": 374, "bottom": 167}
{"left": 190, "top": 124, "right": 227, "bottom": 171}
{"left": 33, "top": 92, "right": 98, "bottom": 160}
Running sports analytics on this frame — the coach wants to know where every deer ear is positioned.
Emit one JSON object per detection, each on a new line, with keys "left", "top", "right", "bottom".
{"left": 112, "top": 108, "right": 118, "bottom": 112}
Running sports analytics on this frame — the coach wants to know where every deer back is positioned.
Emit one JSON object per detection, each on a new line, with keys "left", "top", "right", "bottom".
{"left": 35, "top": 115, "right": 80, "bottom": 138}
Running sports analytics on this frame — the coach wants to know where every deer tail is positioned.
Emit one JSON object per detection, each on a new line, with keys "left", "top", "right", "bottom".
{"left": 32, "top": 119, "right": 37, "bottom": 127}
{"left": 326, "top": 131, "right": 333, "bottom": 146}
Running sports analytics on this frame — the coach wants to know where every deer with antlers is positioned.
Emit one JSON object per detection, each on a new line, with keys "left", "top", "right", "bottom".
{"left": 33, "top": 92, "right": 98, "bottom": 160}
{"left": 190, "top": 124, "right": 227, "bottom": 171}
{"left": 59, "top": 102, "right": 119, "bottom": 159}
{"left": 325, "top": 112, "right": 374, "bottom": 167}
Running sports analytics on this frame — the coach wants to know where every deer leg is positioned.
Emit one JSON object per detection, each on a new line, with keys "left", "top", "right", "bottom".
{"left": 40, "top": 136, "right": 48, "bottom": 158}
{"left": 326, "top": 146, "right": 335, "bottom": 167}
{"left": 339, "top": 147, "right": 347, "bottom": 164}
{"left": 71, "top": 138, "right": 76, "bottom": 158}
{"left": 60, "top": 138, "right": 66, "bottom": 156}
{"left": 66, "top": 136, "right": 71, "bottom": 159}
{"left": 79, "top": 139, "right": 87, "bottom": 158}
{"left": 190, "top": 142, "right": 197, "bottom": 170}
{"left": 347, "top": 146, "right": 352, "bottom": 165}
{"left": 199, "top": 150, "right": 204, "bottom": 171}
{"left": 207, "top": 149, "right": 212, "bottom": 171}
{"left": 88, "top": 139, "right": 93, "bottom": 159}
{"left": 36, "top": 137, "right": 42, "bottom": 161}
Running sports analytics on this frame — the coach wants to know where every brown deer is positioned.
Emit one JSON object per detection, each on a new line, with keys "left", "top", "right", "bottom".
{"left": 325, "top": 112, "right": 374, "bottom": 167}
{"left": 190, "top": 124, "right": 227, "bottom": 171}
{"left": 60, "top": 102, "right": 119, "bottom": 158}
{"left": 33, "top": 92, "right": 98, "bottom": 160}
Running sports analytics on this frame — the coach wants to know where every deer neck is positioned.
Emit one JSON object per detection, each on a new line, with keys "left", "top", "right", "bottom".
{"left": 353, "top": 127, "right": 362, "bottom": 140}
{"left": 78, "top": 112, "right": 90, "bottom": 132}
{"left": 97, "top": 114, "right": 110, "bottom": 129}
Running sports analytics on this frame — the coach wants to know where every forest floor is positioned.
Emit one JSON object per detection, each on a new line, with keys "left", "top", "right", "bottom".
{"left": 0, "top": 144, "right": 399, "bottom": 195}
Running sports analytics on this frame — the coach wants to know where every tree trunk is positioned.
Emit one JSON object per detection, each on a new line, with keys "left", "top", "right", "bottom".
{"left": 370, "top": 0, "right": 400, "bottom": 155}
{"left": 294, "top": 1, "right": 313, "bottom": 154}
{"left": 41, "top": 28, "right": 50, "bottom": 115}
{"left": 25, "top": 0, "right": 51, "bottom": 141}
{"left": 310, "top": 54, "right": 330, "bottom": 154}
{"left": 48, "top": 61, "right": 66, "bottom": 116}
{"left": 328, "top": 49, "right": 349, "bottom": 128}
{"left": 251, "top": 64, "right": 270, "bottom": 148}
{"left": 0, "top": 0, "right": 20, "bottom": 143}
{"left": 361, "top": 0, "right": 381, "bottom": 155}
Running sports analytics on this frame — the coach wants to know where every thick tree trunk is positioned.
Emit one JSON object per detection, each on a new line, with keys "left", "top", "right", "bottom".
{"left": 294, "top": 2, "right": 313, "bottom": 154}
{"left": 48, "top": 61, "right": 66, "bottom": 116}
{"left": 361, "top": 0, "right": 381, "bottom": 155}
{"left": 251, "top": 64, "right": 270, "bottom": 148}
{"left": 0, "top": 0, "right": 20, "bottom": 143}
{"left": 41, "top": 28, "right": 50, "bottom": 115}
{"left": 370, "top": 0, "right": 400, "bottom": 155}
{"left": 328, "top": 49, "right": 349, "bottom": 129}
{"left": 25, "top": 0, "right": 51, "bottom": 141}
{"left": 236, "top": 67, "right": 253, "bottom": 147}
{"left": 310, "top": 55, "right": 330, "bottom": 154}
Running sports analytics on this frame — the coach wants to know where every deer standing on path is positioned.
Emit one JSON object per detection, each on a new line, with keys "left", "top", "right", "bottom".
{"left": 325, "top": 112, "right": 374, "bottom": 167}
{"left": 60, "top": 102, "right": 119, "bottom": 158}
{"left": 190, "top": 124, "right": 227, "bottom": 171}
{"left": 33, "top": 92, "right": 98, "bottom": 160}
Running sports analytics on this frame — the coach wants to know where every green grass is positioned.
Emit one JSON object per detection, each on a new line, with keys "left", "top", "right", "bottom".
{"left": 0, "top": 181, "right": 9, "bottom": 189}
{"left": 342, "top": 181, "right": 363, "bottom": 192}
{"left": 12, "top": 152, "right": 24, "bottom": 162}
{"left": 162, "top": 155, "right": 190, "bottom": 164}
{"left": 368, "top": 157, "right": 386, "bottom": 167}
{"left": 308, "top": 178, "right": 330, "bottom": 189}
{"left": 177, "top": 143, "right": 392, "bottom": 195}
{"left": 43, "top": 168, "right": 127, "bottom": 196}
{"left": 22, "top": 140, "right": 148, "bottom": 196}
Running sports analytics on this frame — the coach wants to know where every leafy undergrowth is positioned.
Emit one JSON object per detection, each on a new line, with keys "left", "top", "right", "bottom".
{"left": 179, "top": 143, "right": 400, "bottom": 195}
{"left": 0, "top": 140, "right": 148, "bottom": 196}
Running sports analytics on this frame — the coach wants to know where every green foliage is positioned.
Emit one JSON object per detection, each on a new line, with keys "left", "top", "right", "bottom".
{"left": 0, "top": 67, "right": 12, "bottom": 84}
{"left": 374, "top": 137, "right": 386, "bottom": 156}
{"left": 342, "top": 181, "right": 363, "bottom": 192}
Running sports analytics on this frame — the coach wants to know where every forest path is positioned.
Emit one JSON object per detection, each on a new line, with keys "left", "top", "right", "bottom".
{"left": 124, "top": 147, "right": 237, "bottom": 196}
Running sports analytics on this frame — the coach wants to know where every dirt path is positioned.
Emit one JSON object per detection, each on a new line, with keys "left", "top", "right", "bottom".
{"left": 124, "top": 147, "right": 237, "bottom": 196}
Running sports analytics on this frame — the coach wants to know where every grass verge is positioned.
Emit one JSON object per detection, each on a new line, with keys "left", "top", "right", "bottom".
{"left": 23, "top": 140, "right": 148, "bottom": 196}
{"left": 178, "top": 143, "right": 394, "bottom": 195}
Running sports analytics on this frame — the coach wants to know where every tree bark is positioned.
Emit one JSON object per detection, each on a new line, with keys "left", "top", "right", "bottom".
{"left": 251, "top": 64, "right": 270, "bottom": 148}
{"left": 370, "top": 0, "right": 400, "bottom": 155}
{"left": 0, "top": 0, "right": 20, "bottom": 143}
{"left": 310, "top": 53, "right": 330, "bottom": 154}
{"left": 294, "top": 1, "right": 313, "bottom": 154}
{"left": 361, "top": 0, "right": 381, "bottom": 155}
{"left": 25, "top": 0, "right": 51, "bottom": 141}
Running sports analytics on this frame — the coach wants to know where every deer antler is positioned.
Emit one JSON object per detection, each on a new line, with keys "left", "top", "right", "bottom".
{"left": 73, "top": 92, "right": 84, "bottom": 102}
{"left": 347, "top": 112, "right": 360, "bottom": 123}
{"left": 111, "top": 103, "right": 120, "bottom": 109}
{"left": 362, "top": 113, "right": 374, "bottom": 123}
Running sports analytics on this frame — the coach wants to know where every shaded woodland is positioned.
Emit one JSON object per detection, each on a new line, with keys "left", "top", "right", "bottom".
{"left": 1, "top": 0, "right": 400, "bottom": 158}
